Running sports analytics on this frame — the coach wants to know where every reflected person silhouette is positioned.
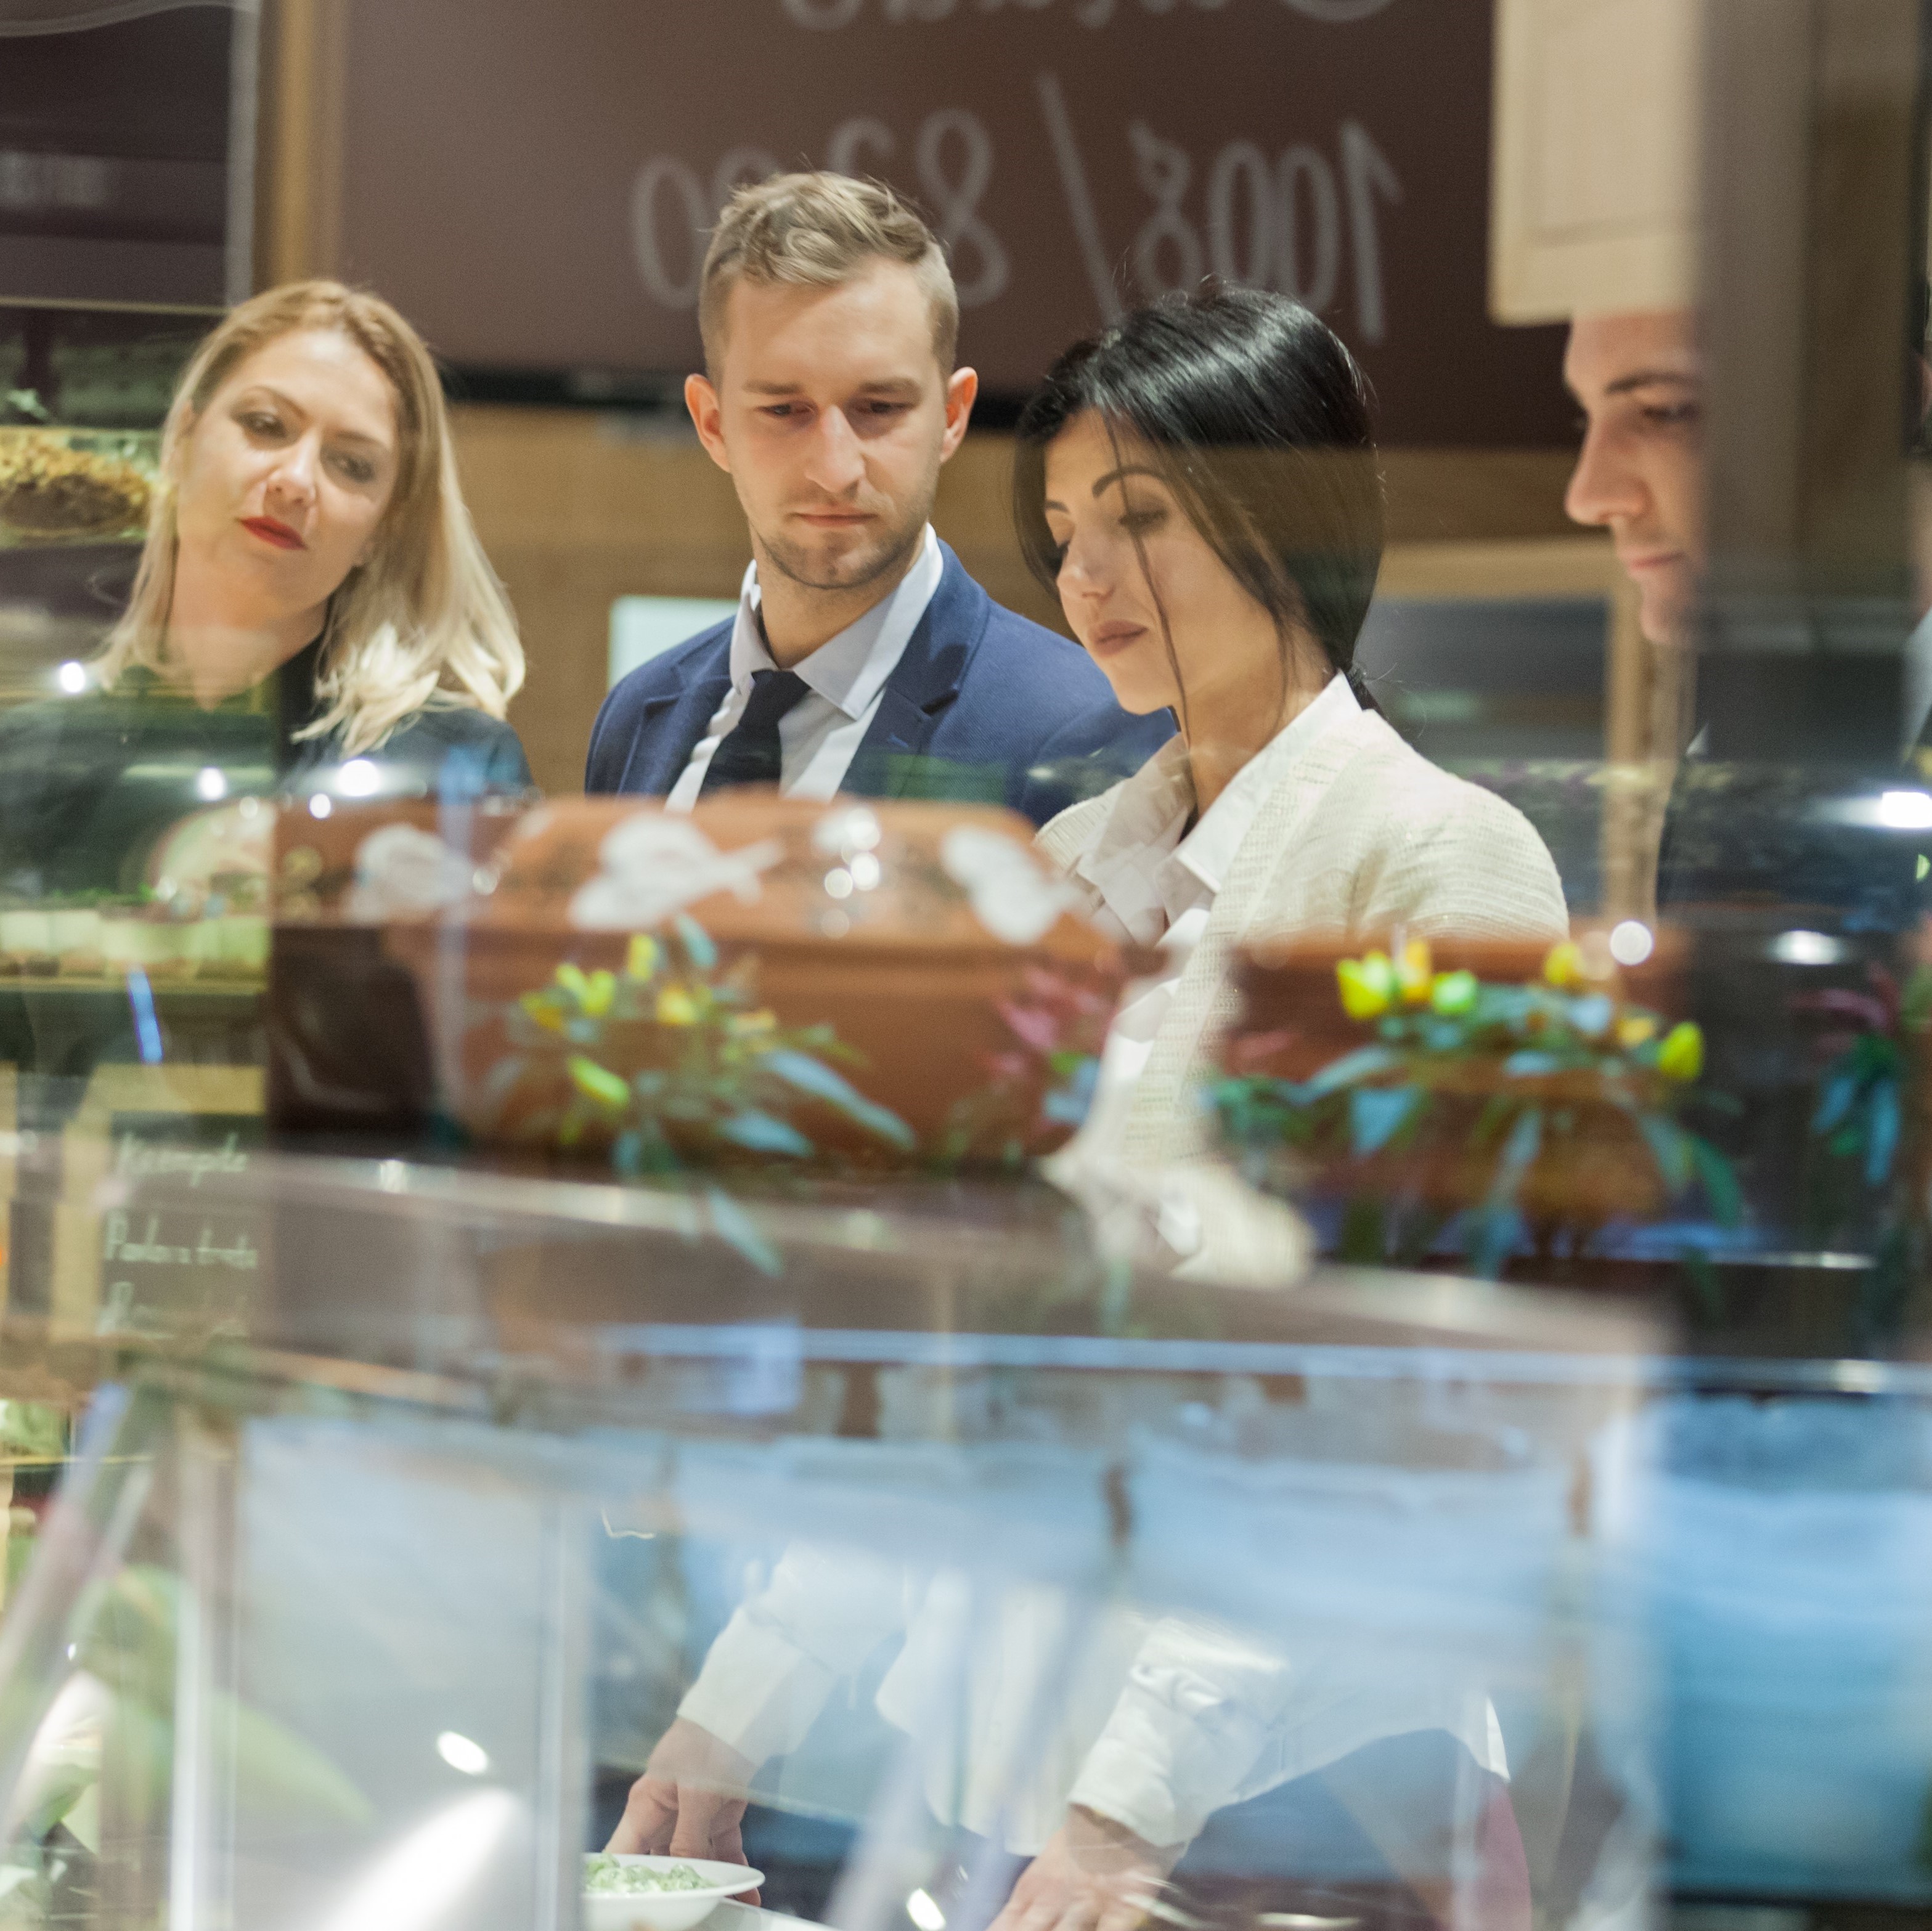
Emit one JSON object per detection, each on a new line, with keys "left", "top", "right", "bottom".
{"left": 1568, "top": 298, "right": 1932, "bottom": 749}
{"left": 1567, "top": 299, "right": 1932, "bottom": 919}
{"left": 1563, "top": 309, "right": 1706, "bottom": 667}
{"left": 608, "top": 1547, "right": 1523, "bottom": 1931}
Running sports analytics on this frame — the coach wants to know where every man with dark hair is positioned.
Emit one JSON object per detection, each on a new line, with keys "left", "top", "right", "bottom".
{"left": 1566, "top": 297, "right": 1932, "bottom": 921}
{"left": 1563, "top": 308, "right": 1705, "bottom": 676}
{"left": 585, "top": 171, "right": 1169, "bottom": 821}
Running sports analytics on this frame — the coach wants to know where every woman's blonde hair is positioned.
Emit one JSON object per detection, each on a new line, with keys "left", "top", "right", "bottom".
{"left": 97, "top": 279, "right": 524, "bottom": 756}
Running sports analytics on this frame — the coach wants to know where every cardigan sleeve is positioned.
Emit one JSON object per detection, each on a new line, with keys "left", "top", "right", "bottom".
{"left": 1353, "top": 780, "right": 1570, "bottom": 945}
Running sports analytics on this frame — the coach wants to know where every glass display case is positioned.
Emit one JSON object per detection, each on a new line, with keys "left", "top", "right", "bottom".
{"left": 1, "top": 2, "right": 1931, "bottom": 1927}
{"left": 0, "top": 1153, "right": 1637, "bottom": 1929}
{"left": 0, "top": 1147, "right": 1926, "bottom": 1929}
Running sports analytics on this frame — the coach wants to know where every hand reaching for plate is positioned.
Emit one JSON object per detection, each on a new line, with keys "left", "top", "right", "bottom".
{"left": 987, "top": 1807, "right": 1178, "bottom": 1931}
{"left": 606, "top": 1718, "right": 762, "bottom": 1906}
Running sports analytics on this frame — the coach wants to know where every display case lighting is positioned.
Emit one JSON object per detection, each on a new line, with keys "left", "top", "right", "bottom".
{"left": 1878, "top": 790, "right": 1932, "bottom": 830}
{"left": 338, "top": 757, "right": 382, "bottom": 797}
{"left": 1772, "top": 929, "right": 1846, "bottom": 967}
{"left": 435, "top": 1730, "right": 490, "bottom": 1776}
{"left": 1608, "top": 919, "right": 1654, "bottom": 966}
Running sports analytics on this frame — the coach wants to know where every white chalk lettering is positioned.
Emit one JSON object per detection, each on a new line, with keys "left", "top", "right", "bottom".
{"left": 194, "top": 1227, "right": 259, "bottom": 1272}
{"left": 113, "top": 1131, "right": 250, "bottom": 1188}
{"left": 100, "top": 1211, "right": 193, "bottom": 1268}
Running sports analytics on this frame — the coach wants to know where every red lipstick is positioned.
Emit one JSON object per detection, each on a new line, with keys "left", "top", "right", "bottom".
{"left": 242, "top": 515, "right": 305, "bottom": 551}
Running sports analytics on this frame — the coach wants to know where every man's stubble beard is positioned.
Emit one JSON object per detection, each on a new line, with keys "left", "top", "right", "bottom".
{"left": 752, "top": 489, "right": 935, "bottom": 598}
{"left": 1642, "top": 573, "right": 1699, "bottom": 657}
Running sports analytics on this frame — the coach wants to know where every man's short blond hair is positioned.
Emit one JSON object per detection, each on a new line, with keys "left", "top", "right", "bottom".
{"left": 699, "top": 171, "right": 959, "bottom": 375}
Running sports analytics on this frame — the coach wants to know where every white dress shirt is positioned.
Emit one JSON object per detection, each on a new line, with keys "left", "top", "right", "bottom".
{"left": 1072, "top": 673, "right": 1361, "bottom": 1149}
{"left": 664, "top": 525, "right": 944, "bottom": 810}
{"left": 1074, "top": 672, "right": 1361, "bottom": 947}
{"left": 673, "top": 1551, "right": 1507, "bottom": 1855}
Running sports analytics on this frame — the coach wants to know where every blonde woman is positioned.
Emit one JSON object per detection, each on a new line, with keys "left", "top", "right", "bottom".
{"left": 0, "top": 280, "right": 528, "bottom": 894}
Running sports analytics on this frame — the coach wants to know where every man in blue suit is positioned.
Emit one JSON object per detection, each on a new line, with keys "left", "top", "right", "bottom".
{"left": 585, "top": 172, "right": 1169, "bottom": 823}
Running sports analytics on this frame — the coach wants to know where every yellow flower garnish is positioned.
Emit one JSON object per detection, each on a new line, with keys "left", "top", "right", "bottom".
{"left": 1429, "top": 969, "right": 1478, "bottom": 1016}
{"left": 1395, "top": 938, "right": 1434, "bottom": 1004}
{"left": 655, "top": 985, "right": 699, "bottom": 1026}
{"left": 567, "top": 1055, "right": 630, "bottom": 1110}
{"left": 1543, "top": 941, "right": 1584, "bottom": 989}
{"left": 1657, "top": 1021, "right": 1705, "bottom": 1082}
{"left": 1616, "top": 1014, "right": 1657, "bottom": 1049}
{"left": 580, "top": 969, "right": 616, "bottom": 1017}
{"left": 520, "top": 990, "right": 566, "bottom": 1032}
{"left": 626, "top": 934, "right": 659, "bottom": 982}
{"left": 1337, "top": 951, "right": 1396, "bottom": 1021}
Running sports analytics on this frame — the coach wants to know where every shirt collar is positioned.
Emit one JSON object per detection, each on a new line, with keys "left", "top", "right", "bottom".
{"left": 1070, "top": 733, "right": 1196, "bottom": 943}
{"left": 1167, "top": 672, "right": 1359, "bottom": 898}
{"left": 1072, "top": 673, "right": 1360, "bottom": 941}
{"left": 728, "top": 524, "right": 943, "bottom": 720}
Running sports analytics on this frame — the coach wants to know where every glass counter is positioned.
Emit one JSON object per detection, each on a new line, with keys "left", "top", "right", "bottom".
{"left": 0, "top": 1142, "right": 1924, "bottom": 1929}
{"left": 0, "top": 5, "right": 1929, "bottom": 1929}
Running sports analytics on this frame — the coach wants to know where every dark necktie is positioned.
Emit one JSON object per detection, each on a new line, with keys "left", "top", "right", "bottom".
{"left": 698, "top": 668, "right": 810, "bottom": 796}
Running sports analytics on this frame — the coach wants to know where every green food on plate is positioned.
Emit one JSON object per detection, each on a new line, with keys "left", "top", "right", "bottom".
{"left": 582, "top": 1856, "right": 715, "bottom": 1895}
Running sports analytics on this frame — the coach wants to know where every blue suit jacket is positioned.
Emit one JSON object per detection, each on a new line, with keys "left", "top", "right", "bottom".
{"left": 584, "top": 542, "right": 1173, "bottom": 827}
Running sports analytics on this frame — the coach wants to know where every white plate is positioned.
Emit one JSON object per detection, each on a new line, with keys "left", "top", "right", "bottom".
{"left": 581, "top": 1854, "right": 765, "bottom": 1931}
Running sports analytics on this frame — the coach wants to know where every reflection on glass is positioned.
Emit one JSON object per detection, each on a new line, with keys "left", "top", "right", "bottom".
{"left": 2, "top": 10, "right": 1932, "bottom": 1931}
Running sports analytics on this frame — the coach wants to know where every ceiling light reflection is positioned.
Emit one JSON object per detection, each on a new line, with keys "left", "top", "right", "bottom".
{"left": 1772, "top": 929, "right": 1845, "bottom": 966}
{"left": 1878, "top": 789, "right": 1932, "bottom": 830}
{"left": 435, "top": 1730, "right": 489, "bottom": 1776}
{"left": 313, "top": 1787, "right": 518, "bottom": 1931}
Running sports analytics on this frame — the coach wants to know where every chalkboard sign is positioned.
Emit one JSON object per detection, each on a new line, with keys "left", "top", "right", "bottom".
{"left": 0, "top": 0, "right": 255, "bottom": 312}
{"left": 51, "top": 1065, "right": 264, "bottom": 1341}
{"left": 333, "top": 0, "right": 1571, "bottom": 445}
{"left": 93, "top": 1108, "right": 264, "bottom": 1338}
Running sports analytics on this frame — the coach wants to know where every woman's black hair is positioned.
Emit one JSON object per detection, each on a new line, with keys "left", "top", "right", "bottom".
{"left": 1013, "top": 283, "right": 1385, "bottom": 734}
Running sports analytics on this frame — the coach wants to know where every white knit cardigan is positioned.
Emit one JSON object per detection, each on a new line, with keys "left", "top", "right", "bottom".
{"left": 1037, "top": 704, "right": 1571, "bottom": 1168}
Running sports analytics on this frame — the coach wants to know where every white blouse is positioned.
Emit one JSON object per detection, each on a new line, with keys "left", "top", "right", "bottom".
{"left": 1070, "top": 677, "right": 1362, "bottom": 1157}
{"left": 1073, "top": 673, "right": 1362, "bottom": 946}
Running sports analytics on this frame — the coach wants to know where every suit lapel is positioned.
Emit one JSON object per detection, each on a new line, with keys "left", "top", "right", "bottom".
{"left": 619, "top": 633, "right": 733, "bottom": 795}
{"left": 854, "top": 543, "right": 986, "bottom": 794}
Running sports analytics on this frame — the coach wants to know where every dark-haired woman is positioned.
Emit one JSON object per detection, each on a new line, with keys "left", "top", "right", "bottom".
{"left": 989, "top": 288, "right": 1546, "bottom": 1931}
{"left": 1017, "top": 287, "right": 1567, "bottom": 1174}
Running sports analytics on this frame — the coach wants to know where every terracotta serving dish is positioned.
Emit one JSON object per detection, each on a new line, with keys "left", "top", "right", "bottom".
{"left": 1218, "top": 929, "right": 1695, "bottom": 1233}
{"left": 268, "top": 793, "right": 1143, "bottom": 1169}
